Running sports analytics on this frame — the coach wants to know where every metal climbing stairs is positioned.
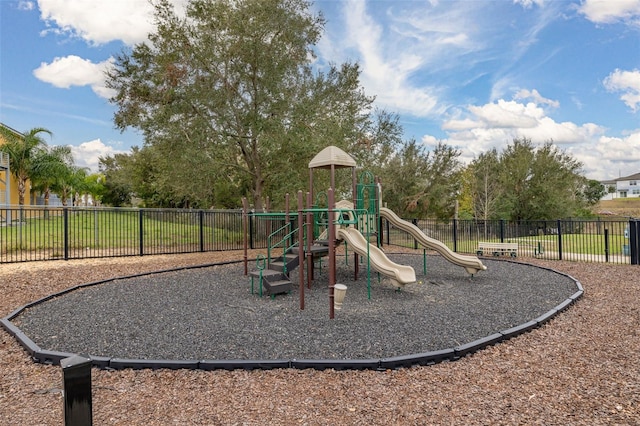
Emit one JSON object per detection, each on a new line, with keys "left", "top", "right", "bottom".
{"left": 250, "top": 244, "right": 329, "bottom": 297}
{"left": 250, "top": 250, "right": 298, "bottom": 297}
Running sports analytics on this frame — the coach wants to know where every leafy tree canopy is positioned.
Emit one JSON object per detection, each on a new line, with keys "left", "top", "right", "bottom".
{"left": 464, "top": 138, "right": 589, "bottom": 221}
{"left": 106, "top": 0, "right": 389, "bottom": 210}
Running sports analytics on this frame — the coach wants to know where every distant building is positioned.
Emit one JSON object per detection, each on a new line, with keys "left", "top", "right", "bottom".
{"left": 600, "top": 172, "right": 640, "bottom": 200}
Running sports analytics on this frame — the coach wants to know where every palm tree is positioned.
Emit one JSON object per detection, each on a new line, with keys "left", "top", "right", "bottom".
{"left": 81, "top": 173, "right": 106, "bottom": 206}
{"left": 56, "top": 166, "right": 89, "bottom": 206}
{"left": 0, "top": 126, "right": 52, "bottom": 205}
{"left": 31, "top": 145, "right": 74, "bottom": 207}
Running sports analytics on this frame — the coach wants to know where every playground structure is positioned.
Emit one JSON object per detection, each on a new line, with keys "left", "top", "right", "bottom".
{"left": 243, "top": 146, "right": 486, "bottom": 318}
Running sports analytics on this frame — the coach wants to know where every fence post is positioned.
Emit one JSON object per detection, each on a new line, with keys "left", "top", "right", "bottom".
{"left": 249, "top": 211, "right": 254, "bottom": 250}
{"left": 199, "top": 210, "right": 204, "bottom": 252}
{"left": 61, "top": 355, "right": 92, "bottom": 426}
{"left": 63, "top": 207, "right": 69, "bottom": 261}
{"left": 629, "top": 219, "right": 639, "bottom": 265}
{"left": 138, "top": 209, "right": 144, "bottom": 256}
{"left": 604, "top": 228, "right": 609, "bottom": 263}
{"left": 499, "top": 220, "right": 505, "bottom": 243}
{"left": 557, "top": 219, "right": 563, "bottom": 261}
{"left": 453, "top": 219, "right": 458, "bottom": 253}
{"left": 385, "top": 217, "right": 390, "bottom": 245}
{"left": 412, "top": 219, "right": 418, "bottom": 250}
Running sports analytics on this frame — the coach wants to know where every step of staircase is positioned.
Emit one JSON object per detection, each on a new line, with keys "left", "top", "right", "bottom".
{"left": 270, "top": 253, "right": 299, "bottom": 273}
{"left": 249, "top": 269, "right": 292, "bottom": 296}
{"left": 264, "top": 279, "right": 292, "bottom": 295}
{"left": 290, "top": 245, "right": 329, "bottom": 257}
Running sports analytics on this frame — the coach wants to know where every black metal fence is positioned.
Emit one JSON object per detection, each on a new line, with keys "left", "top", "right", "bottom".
{"left": 0, "top": 206, "right": 244, "bottom": 263}
{"left": 1, "top": 205, "right": 638, "bottom": 265}
{"left": 381, "top": 216, "right": 640, "bottom": 265}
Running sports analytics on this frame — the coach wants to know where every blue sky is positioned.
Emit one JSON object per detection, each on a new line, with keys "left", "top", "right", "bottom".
{"left": 1, "top": 0, "right": 639, "bottom": 180}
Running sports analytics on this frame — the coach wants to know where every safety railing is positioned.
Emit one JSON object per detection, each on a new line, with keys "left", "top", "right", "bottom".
{"left": 1, "top": 205, "right": 638, "bottom": 265}
{"left": 381, "top": 217, "right": 640, "bottom": 265}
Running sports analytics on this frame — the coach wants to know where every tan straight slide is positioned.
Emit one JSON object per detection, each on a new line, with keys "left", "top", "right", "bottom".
{"left": 379, "top": 207, "right": 487, "bottom": 275}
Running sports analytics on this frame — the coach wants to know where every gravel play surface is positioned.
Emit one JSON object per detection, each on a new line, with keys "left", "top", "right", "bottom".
{"left": 13, "top": 253, "right": 578, "bottom": 362}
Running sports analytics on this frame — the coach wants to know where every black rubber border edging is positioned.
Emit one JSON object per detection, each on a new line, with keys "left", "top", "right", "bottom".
{"left": 1, "top": 258, "right": 583, "bottom": 371}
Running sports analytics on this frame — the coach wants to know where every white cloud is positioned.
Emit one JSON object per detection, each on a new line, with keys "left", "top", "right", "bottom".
{"left": 420, "top": 134, "right": 439, "bottom": 149}
{"left": 573, "top": 130, "right": 640, "bottom": 180}
{"left": 603, "top": 69, "right": 640, "bottom": 112}
{"left": 70, "top": 139, "right": 124, "bottom": 172}
{"left": 37, "top": 0, "right": 155, "bottom": 45}
{"left": 33, "top": 55, "right": 116, "bottom": 99}
{"left": 578, "top": 0, "right": 640, "bottom": 25}
{"left": 443, "top": 99, "right": 552, "bottom": 131}
{"left": 513, "top": 0, "right": 545, "bottom": 9}
{"left": 18, "top": 1, "right": 35, "bottom": 11}
{"left": 335, "top": 0, "right": 443, "bottom": 118}
{"left": 37, "top": 0, "right": 190, "bottom": 45}
{"left": 434, "top": 95, "right": 635, "bottom": 180}
{"left": 324, "top": 0, "right": 498, "bottom": 119}
{"left": 514, "top": 89, "right": 559, "bottom": 108}
{"left": 31, "top": 1, "right": 188, "bottom": 99}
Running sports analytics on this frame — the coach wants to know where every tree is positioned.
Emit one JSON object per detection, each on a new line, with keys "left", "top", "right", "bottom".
{"left": 81, "top": 173, "right": 106, "bottom": 206}
{"left": 106, "top": 0, "right": 377, "bottom": 210}
{"left": 99, "top": 153, "right": 133, "bottom": 206}
{"left": 496, "top": 138, "right": 585, "bottom": 220}
{"left": 30, "top": 145, "right": 74, "bottom": 206}
{"left": 466, "top": 149, "right": 502, "bottom": 220}
{"left": 55, "top": 166, "right": 89, "bottom": 206}
{"left": 582, "top": 179, "right": 607, "bottom": 206}
{"left": 375, "top": 140, "right": 461, "bottom": 220}
{"left": 0, "top": 126, "right": 51, "bottom": 205}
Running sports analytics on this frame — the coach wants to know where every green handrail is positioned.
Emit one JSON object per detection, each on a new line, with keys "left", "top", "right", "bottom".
{"left": 267, "top": 222, "right": 305, "bottom": 276}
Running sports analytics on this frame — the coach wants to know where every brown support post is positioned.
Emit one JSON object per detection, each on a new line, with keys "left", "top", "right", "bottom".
{"left": 265, "top": 196, "right": 271, "bottom": 240}
{"left": 376, "top": 177, "right": 383, "bottom": 248}
{"left": 306, "top": 191, "right": 313, "bottom": 289}
{"left": 285, "top": 193, "right": 290, "bottom": 251}
{"left": 353, "top": 167, "right": 358, "bottom": 281}
{"left": 352, "top": 167, "right": 357, "bottom": 205}
{"left": 330, "top": 165, "right": 335, "bottom": 193}
{"left": 285, "top": 193, "right": 290, "bottom": 221}
{"left": 328, "top": 188, "right": 335, "bottom": 319}
{"left": 309, "top": 169, "right": 314, "bottom": 204}
{"left": 297, "top": 191, "right": 305, "bottom": 310}
{"left": 242, "top": 197, "right": 248, "bottom": 276}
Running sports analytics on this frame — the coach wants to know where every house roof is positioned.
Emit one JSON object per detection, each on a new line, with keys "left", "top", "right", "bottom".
{"left": 0, "top": 122, "right": 23, "bottom": 138}
{"left": 308, "top": 145, "right": 357, "bottom": 169}
{"left": 615, "top": 172, "right": 640, "bottom": 182}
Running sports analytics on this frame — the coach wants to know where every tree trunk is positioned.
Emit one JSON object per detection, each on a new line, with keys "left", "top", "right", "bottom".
{"left": 253, "top": 178, "right": 264, "bottom": 212}
{"left": 17, "top": 178, "right": 26, "bottom": 205}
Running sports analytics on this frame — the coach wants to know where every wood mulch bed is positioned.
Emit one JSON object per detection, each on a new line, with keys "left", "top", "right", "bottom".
{"left": 1, "top": 250, "right": 639, "bottom": 425}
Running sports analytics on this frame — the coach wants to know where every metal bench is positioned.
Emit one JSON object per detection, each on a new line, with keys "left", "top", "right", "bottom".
{"left": 477, "top": 242, "right": 518, "bottom": 257}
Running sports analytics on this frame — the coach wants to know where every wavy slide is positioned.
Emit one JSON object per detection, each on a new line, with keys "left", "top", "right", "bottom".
{"left": 380, "top": 207, "right": 487, "bottom": 275}
{"left": 336, "top": 227, "right": 416, "bottom": 288}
